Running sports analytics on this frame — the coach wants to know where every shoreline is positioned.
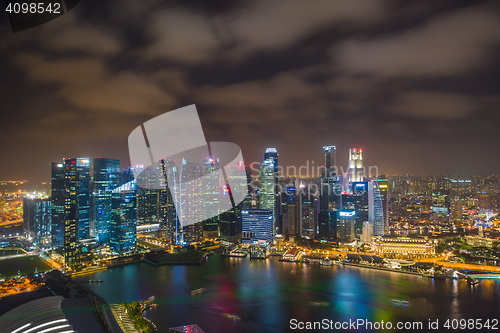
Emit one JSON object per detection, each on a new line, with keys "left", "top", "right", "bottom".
{"left": 342, "top": 262, "right": 425, "bottom": 276}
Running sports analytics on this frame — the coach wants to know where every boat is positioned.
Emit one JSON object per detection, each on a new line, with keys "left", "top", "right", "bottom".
{"left": 191, "top": 288, "right": 206, "bottom": 294}
{"left": 467, "top": 278, "right": 479, "bottom": 286}
{"left": 402, "top": 301, "right": 412, "bottom": 306}
{"left": 150, "top": 303, "right": 157, "bottom": 308}
{"left": 308, "top": 302, "right": 330, "bottom": 306}
{"left": 320, "top": 257, "right": 333, "bottom": 266}
{"left": 390, "top": 299, "right": 402, "bottom": 305}
{"left": 221, "top": 313, "right": 241, "bottom": 320}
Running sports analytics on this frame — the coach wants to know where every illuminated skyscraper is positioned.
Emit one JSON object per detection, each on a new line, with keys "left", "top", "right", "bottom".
{"left": 318, "top": 146, "right": 341, "bottom": 241}
{"left": 450, "top": 197, "right": 463, "bottom": 223}
{"left": 93, "top": 158, "right": 120, "bottom": 245}
{"left": 337, "top": 210, "right": 356, "bottom": 243}
{"left": 368, "top": 180, "right": 387, "bottom": 236}
{"left": 23, "top": 196, "right": 51, "bottom": 247}
{"left": 259, "top": 158, "right": 277, "bottom": 235}
{"left": 63, "top": 157, "right": 91, "bottom": 266}
{"left": 241, "top": 209, "right": 273, "bottom": 244}
{"left": 323, "top": 145, "right": 336, "bottom": 177}
{"left": 110, "top": 167, "right": 137, "bottom": 253}
{"left": 201, "top": 157, "right": 220, "bottom": 238}
{"left": 348, "top": 148, "right": 364, "bottom": 183}
{"left": 51, "top": 162, "right": 65, "bottom": 248}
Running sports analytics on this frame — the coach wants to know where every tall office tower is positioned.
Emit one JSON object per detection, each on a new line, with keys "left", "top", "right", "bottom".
{"left": 23, "top": 196, "right": 51, "bottom": 247}
{"left": 323, "top": 145, "right": 336, "bottom": 177}
{"left": 259, "top": 158, "right": 277, "bottom": 235}
{"left": 201, "top": 157, "right": 220, "bottom": 238}
{"left": 264, "top": 148, "right": 279, "bottom": 232}
{"left": 51, "top": 162, "right": 65, "bottom": 248}
{"left": 361, "top": 221, "right": 373, "bottom": 244}
{"left": 93, "top": 158, "right": 120, "bottom": 245}
{"left": 180, "top": 159, "right": 204, "bottom": 243}
{"left": 348, "top": 148, "right": 363, "bottom": 183}
{"left": 377, "top": 178, "right": 390, "bottom": 234}
{"left": 63, "top": 157, "right": 91, "bottom": 266}
{"left": 158, "top": 158, "right": 179, "bottom": 244}
{"left": 299, "top": 190, "right": 316, "bottom": 240}
{"left": 337, "top": 210, "right": 356, "bottom": 243}
{"left": 241, "top": 209, "right": 273, "bottom": 244}
{"left": 450, "top": 198, "right": 463, "bottom": 223}
{"left": 342, "top": 182, "right": 369, "bottom": 239}
{"left": 318, "top": 146, "right": 341, "bottom": 241}
{"left": 220, "top": 165, "right": 251, "bottom": 244}
{"left": 110, "top": 167, "right": 137, "bottom": 253}
{"left": 136, "top": 164, "right": 161, "bottom": 227}
{"left": 368, "top": 180, "right": 385, "bottom": 236}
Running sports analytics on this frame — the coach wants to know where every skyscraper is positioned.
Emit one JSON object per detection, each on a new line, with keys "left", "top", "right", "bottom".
{"left": 51, "top": 162, "right": 65, "bottom": 248}
{"left": 23, "top": 196, "right": 51, "bottom": 247}
{"left": 323, "top": 145, "right": 336, "bottom": 177}
{"left": 348, "top": 148, "right": 364, "bottom": 183}
{"left": 337, "top": 210, "right": 356, "bottom": 243}
{"left": 93, "top": 158, "right": 120, "bottom": 245}
{"left": 201, "top": 157, "right": 220, "bottom": 238}
{"left": 259, "top": 158, "right": 277, "bottom": 235}
{"left": 342, "top": 181, "right": 369, "bottom": 239}
{"left": 369, "top": 180, "right": 385, "bottom": 236}
{"left": 110, "top": 167, "right": 137, "bottom": 253}
{"left": 241, "top": 209, "right": 273, "bottom": 244}
{"left": 63, "top": 157, "right": 91, "bottom": 266}
{"left": 318, "top": 146, "right": 341, "bottom": 241}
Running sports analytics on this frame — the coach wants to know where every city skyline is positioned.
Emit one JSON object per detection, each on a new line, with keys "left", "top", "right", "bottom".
{"left": 1, "top": 0, "right": 500, "bottom": 182}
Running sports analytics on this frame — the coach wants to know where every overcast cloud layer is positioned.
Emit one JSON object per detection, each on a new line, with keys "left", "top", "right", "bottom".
{"left": 1, "top": 0, "right": 500, "bottom": 183}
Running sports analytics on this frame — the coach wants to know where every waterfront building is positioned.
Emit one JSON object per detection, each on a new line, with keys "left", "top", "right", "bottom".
{"left": 63, "top": 157, "right": 91, "bottom": 266}
{"left": 360, "top": 221, "right": 373, "bottom": 244}
{"left": 110, "top": 167, "right": 137, "bottom": 253}
{"left": 348, "top": 148, "right": 364, "bottom": 183}
{"left": 50, "top": 162, "right": 65, "bottom": 248}
{"left": 368, "top": 180, "right": 386, "bottom": 236}
{"left": 336, "top": 210, "right": 356, "bottom": 243}
{"left": 93, "top": 158, "right": 120, "bottom": 245}
{"left": 372, "top": 236, "right": 435, "bottom": 258}
{"left": 342, "top": 181, "right": 369, "bottom": 238}
{"left": 318, "top": 145, "right": 341, "bottom": 241}
{"left": 465, "top": 235, "right": 498, "bottom": 248}
{"left": 241, "top": 209, "right": 273, "bottom": 244}
{"left": 23, "top": 196, "right": 51, "bottom": 247}
{"left": 259, "top": 159, "right": 277, "bottom": 235}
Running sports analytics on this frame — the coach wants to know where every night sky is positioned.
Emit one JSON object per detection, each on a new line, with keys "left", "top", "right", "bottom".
{"left": 1, "top": 0, "right": 500, "bottom": 184}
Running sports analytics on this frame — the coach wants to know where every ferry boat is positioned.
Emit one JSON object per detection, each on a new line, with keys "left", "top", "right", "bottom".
{"left": 308, "top": 302, "right": 330, "bottom": 306}
{"left": 221, "top": 313, "right": 241, "bottom": 320}
{"left": 191, "top": 288, "right": 206, "bottom": 294}
{"left": 467, "top": 278, "right": 479, "bottom": 286}
{"left": 320, "top": 257, "right": 333, "bottom": 266}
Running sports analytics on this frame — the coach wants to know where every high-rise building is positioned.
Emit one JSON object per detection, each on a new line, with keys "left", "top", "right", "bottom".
{"left": 93, "top": 158, "right": 120, "bottom": 245}
{"left": 368, "top": 180, "right": 385, "bottom": 236}
{"left": 51, "top": 162, "right": 65, "bottom": 248}
{"left": 110, "top": 167, "right": 137, "bottom": 253}
{"left": 377, "top": 178, "right": 390, "bottom": 235}
{"left": 337, "top": 210, "right": 356, "bottom": 243}
{"left": 342, "top": 182, "right": 369, "bottom": 239}
{"left": 201, "top": 157, "right": 220, "bottom": 238}
{"left": 450, "top": 198, "right": 463, "bottom": 223}
{"left": 361, "top": 221, "right": 373, "bottom": 244}
{"left": 136, "top": 164, "right": 161, "bottom": 227}
{"left": 318, "top": 146, "right": 341, "bottom": 241}
{"left": 23, "top": 196, "right": 51, "bottom": 247}
{"left": 241, "top": 209, "right": 273, "bottom": 244}
{"left": 323, "top": 145, "right": 336, "bottom": 177}
{"left": 299, "top": 190, "right": 316, "bottom": 240}
{"left": 63, "top": 157, "right": 91, "bottom": 266}
{"left": 348, "top": 148, "right": 364, "bottom": 183}
{"left": 259, "top": 158, "right": 277, "bottom": 235}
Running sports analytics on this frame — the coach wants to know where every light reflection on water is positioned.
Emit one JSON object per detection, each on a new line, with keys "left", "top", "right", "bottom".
{"left": 86, "top": 255, "right": 500, "bottom": 333}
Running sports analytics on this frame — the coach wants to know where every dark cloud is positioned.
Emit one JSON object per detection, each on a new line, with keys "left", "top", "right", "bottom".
{"left": 1, "top": 0, "right": 500, "bottom": 182}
